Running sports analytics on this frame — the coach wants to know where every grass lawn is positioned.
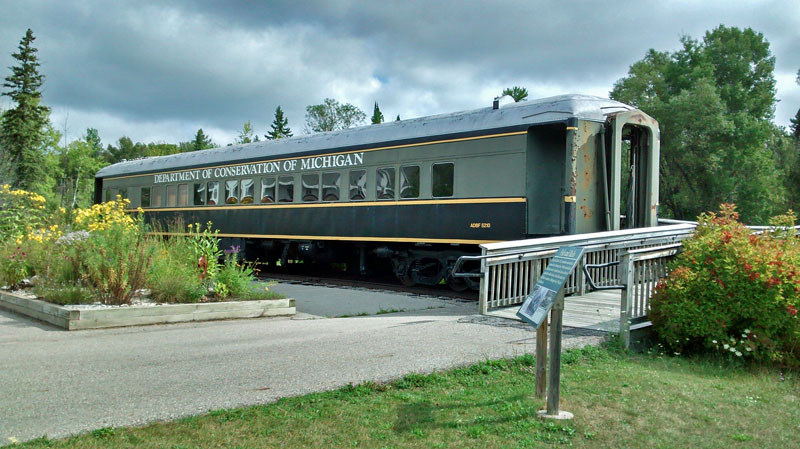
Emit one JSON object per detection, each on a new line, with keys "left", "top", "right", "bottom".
{"left": 6, "top": 343, "right": 798, "bottom": 449}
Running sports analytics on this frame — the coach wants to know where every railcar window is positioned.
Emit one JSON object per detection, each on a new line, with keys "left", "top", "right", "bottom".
{"left": 241, "top": 179, "right": 255, "bottom": 204}
{"left": 400, "top": 166, "right": 420, "bottom": 199}
{"left": 141, "top": 187, "right": 151, "bottom": 208}
{"left": 302, "top": 174, "right": 320, "bottom": 202}
{"left": 104, "top": 189, "right": 111, "bottom": 202}
{"left": 349, "top": 170, "right": 366, "bottom": 201}
{"left": 194, "top": 183, "right": 206, "bottom": 206}
{"left": 260, "top": 177, "right": 276, "bottom": 203}
{"left": 376, "top": 167, "right": 395, "bottom": 200}
{"left": 322, "top": 172, "right": 340, "bottom": 201}
{"left": 177, "top": 184, "right": 188, "bottom": 207}
{"left": 152, "top": 186, "right": 164, "bottom": 207}
{"left": 432, "top": 163, "right": 454, "bottom": 197}
{"left": 118, "top": 188, "right": 127, "bottom": 200}
{"left": 166, "top": 185, "right": 177, "bottom": 207}
{"left": 278, "top": 176, "right": 294, "bottom": 203}
{"left": 225, "top": 180, "right": 239, "bottom": 204}
{"left": 207, "top": 181, "right": 219, "bottom": 205}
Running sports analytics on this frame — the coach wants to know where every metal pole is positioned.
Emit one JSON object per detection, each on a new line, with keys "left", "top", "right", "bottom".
{"left": 534, "top": 315, "right": 548, "bottom": 399}
{"left": 546, "top": 289, "right": 565, "bottom": 415}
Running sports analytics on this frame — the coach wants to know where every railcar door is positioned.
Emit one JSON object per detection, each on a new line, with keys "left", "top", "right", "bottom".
{"left": 606, "top": 111, "right": 660, "bottom": 229}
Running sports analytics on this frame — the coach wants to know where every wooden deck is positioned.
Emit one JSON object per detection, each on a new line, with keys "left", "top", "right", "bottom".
{"left": 485, "top": 289, "right": 622, "bottom": 332}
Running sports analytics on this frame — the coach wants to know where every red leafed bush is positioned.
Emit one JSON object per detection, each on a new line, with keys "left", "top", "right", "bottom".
{"left": 650, "top": 204, "right": 800, "bottom": 367}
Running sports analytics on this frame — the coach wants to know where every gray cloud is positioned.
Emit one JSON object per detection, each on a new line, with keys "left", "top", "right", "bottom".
{"left": 0, "top": 0, "right": 798, "bottom": 146}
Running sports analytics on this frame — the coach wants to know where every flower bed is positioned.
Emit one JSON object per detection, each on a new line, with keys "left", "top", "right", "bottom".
{"left": 1, "top": 191, "right": 284, "bottom": 313}
{"left": 0, "top": 289, "right": 294, "bottom": 330}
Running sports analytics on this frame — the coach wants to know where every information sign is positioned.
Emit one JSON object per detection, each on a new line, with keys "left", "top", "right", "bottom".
{"left": 517, "top": 246, "right": 585, "bottom": 328}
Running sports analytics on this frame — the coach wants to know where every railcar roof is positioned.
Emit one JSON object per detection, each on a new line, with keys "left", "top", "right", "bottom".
{"left": 96, "top": 94, "right": 634, "bottom": 178}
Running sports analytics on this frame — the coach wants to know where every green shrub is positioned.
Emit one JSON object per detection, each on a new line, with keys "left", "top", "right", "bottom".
{"left": 0, "top": 184, "right": 48, "bottom": 244}
{"left": 0, "top": 243, "right": 29, "bottom": 288}
{"left": 185, "top": 221, "right": 222, "bottom": 280}
{"left": 148, "top": 260, "right": 206, "bottom": 303}
{"left": 650, "top": 204, "right": 800, "bottom": 367}
{"left": 212, "top": 246, "right": 256, "bottom": 299}
{"left": 33, "top": 284, "right": 93, "bottom": 305}
{"left": 80, "top": 220, "right": 154, "bottom": 305}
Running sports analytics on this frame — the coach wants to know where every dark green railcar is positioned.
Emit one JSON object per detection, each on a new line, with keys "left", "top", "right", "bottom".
{"left": 95, "top": 94, "right": 660, "bottom": 289}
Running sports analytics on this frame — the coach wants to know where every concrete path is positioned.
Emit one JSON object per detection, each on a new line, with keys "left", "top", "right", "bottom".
{"left": 0, "top": 285, "right": 604, "bottom": 443}
{"left": 266, "top": 281, "right": 460, "bottom": 318}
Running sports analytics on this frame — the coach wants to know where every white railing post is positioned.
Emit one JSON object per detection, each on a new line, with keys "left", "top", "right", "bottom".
{"left": 619, "top": 251, "right": 635, "bottom": 348}
{"left": 479, "top": 247, "right": 489, "bottom": 315}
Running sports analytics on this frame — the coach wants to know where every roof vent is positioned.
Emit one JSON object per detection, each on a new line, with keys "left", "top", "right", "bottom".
{"left": 492, "top": 95, "right": 515, "bottom": 110}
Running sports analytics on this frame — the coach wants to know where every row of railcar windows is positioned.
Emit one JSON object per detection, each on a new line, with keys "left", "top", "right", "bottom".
{"left": 130, "top": 162, "right": 454, "bottom": 208}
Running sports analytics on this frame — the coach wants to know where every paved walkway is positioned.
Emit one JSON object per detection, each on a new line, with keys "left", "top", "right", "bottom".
{"left": 0, "top": 284, "right": 604, "bottom": 443}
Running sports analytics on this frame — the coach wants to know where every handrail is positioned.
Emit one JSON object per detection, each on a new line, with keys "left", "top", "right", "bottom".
{"left": 582, "top": 261, "right": 622, "bottom": 290}
{"left": 451, "top": 255, "right": 485, "bottom": 278}
{"left": 452, "top": 224, "right": 694, "bottom": 278}
{"left": 479, "top": 223, "right": 695, "bottom": 253}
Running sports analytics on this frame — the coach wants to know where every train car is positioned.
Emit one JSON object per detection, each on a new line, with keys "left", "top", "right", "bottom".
{"left": 94, "top": 94, "right": 660, "bottom": 290}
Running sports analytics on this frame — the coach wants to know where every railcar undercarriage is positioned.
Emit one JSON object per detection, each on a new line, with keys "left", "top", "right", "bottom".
{"left": 238, "top": 238, "right": 481, "bottom": 291}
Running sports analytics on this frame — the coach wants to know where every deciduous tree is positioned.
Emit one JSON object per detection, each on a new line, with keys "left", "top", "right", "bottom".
{"left": 235, "top": 121, "right": 259, "bottom": 144}
{"left": 305, "top": 98, "right": 366, "bottom": 133}
{"left": 611, "top": 25, "right": 782, "bottom": 223}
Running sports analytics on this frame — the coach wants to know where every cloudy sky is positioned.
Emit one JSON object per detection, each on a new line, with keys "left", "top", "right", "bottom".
{"left": 1, "top": 0, "right": 798, "bottom": 147}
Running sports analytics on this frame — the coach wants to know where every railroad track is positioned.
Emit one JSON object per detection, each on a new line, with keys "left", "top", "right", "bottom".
{"left": 256, "top": 270, "right": 478, "bottom": 301}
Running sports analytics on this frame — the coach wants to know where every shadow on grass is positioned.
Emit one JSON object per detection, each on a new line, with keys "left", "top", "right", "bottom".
{"left": 392, "top": 393, "right": 533, "bottom": 434}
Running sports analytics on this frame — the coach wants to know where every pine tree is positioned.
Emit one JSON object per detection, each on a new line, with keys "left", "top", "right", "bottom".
{"left": 192, "top": 128, "right": 214, "bottom": 150}
{"left": 265, "top": 106, "right": 292, "bottom": 140}
{"left": 502, "top": 86, "right": 528, "bottom": 102}
{"left": 0, "top": 29, "right": 50, "bottom": 190}
{"left": 396, "top": 115, "right": 401, "bottom": 121}
{"left": 371, "top": 102, "right": 384, "bottom": 124}
{"left": 792, "top": 69, "right": 800, "bottom": 140}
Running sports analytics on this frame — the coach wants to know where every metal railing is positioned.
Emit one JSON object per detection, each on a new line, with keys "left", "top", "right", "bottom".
{"left": 618, "top": 243, "right": 682, "bottom": 347}
{"left": 452, "top": 224, "right": 696, "bottom": 314}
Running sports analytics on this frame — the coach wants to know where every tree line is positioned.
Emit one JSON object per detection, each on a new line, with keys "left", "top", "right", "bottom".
{"left": 1, "top": 26, "right": 798, "bottom": 223}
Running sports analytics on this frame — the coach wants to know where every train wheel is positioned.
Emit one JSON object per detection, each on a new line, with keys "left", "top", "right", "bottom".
{"left": 447, "top": 276, "right": 469, "bottom": 292}
{"left": 398, "top": 273, "right": 416, "bottom": 287}
{"left": 410, "top": 258, "right": 444, "bottom": 286}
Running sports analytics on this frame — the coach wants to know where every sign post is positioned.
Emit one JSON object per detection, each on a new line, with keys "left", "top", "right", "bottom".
{"left": 517, "top": 246, "right": 584, "bottom": 420}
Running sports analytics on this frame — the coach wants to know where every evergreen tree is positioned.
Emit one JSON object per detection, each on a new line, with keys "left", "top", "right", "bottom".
{"left": 192, "top": 128, "right": 214, "bottom": 150}
{"left": 265, "top": 106, "right": 292, "bottom": 140}
{"left": 371, "top": 102, "right": 384, "bottom": 124}
{"left": 792, "top": 69, "right": 800, "bottom": 140}
{"left": 791, "top": 109, "right": 800, "bottom": 140}
{"left": 502, "top": 86, "right": 528, "bottom": 102}
{"left": 0, "top": 29, "right": 50, "bottom": 191}
{"left": 396, "top": 115, "right": 400, "bottom": 121}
